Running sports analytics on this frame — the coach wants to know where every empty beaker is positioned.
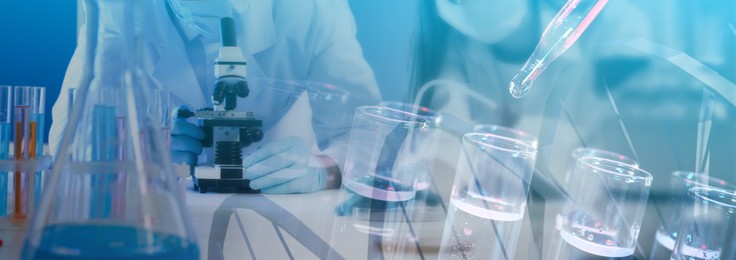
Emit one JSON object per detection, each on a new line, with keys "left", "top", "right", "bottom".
{"left": 650, "top": 172, "right": 734, "bottom": 259}
{"left": 342, "top": 106, "right": 431, "bottom": 202}
{"left": 557, "top": 157, "right": 652, "bottom": 258}
{"left": 379, "top": 101, "right": 442, "bottom": 198}
{"left": 670, "top": 187, "right": 736, "bottom": 260}
{"left": 438, "top": 131, "right": 538, "bottom": 260}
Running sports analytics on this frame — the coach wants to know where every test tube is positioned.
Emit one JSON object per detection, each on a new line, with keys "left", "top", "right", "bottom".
{"left": 13, "top": 86, "right": 34, "bottom": 218}
{"left": 0, "top": 85, "right": 11, "bottom": 216}
{"left": 671, "top": 187, "right": 736, "bottom": 259}
{"left": 31, "top": 87, "right": 45, "bottom": 209}
{"left": 509, "top": 0, "right": 609, "bottom": 98}
{"left": 91, "top": 88, "right": 121, "bottom": 218}
{"left": 152, "top": 89, "right": 171, "bottom": 150}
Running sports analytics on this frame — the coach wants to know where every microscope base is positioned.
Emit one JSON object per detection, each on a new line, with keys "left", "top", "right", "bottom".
{"left": 193, "top": 166, "right": 259, "bottom": 194}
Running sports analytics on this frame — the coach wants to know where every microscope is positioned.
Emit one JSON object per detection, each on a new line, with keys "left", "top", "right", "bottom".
{"left": 177, "top": 17, "right": 263, "bottom": 193}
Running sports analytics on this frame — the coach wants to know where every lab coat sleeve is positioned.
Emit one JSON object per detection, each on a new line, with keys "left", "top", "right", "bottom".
{"left": 303, "top": 0, "right": 382, "bottom": 172}
{"left": 49, "top": 2, "right": 131, "bottom": 154}
{"left": 49, "top": 29, "right": 87, "bottom": 155}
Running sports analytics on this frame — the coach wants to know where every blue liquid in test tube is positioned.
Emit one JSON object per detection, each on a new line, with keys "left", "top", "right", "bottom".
{"left": 91, "top": 104, "right": 117, "bottom": 218}
{"left": 0, "top": 122, "right": 9, "bottom": 216}
{"left": 32, "top": 86, "right": 45, "bottom": 208}
{"left": 0, "top": 85, "right": 11, "bottom": 216}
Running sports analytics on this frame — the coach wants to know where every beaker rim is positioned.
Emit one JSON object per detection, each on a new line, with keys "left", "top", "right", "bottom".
{"left": 571, "top": 147, "right": 638, "bottom": 167}
{"left": 578, "top": 156, "right": 653, "bottom": 183}
{"left": 379, "top": 101, "right": 442, "bottom": 127}
{"left": 356, "top": 106, "right": 429, "bottom": 128}
{"left": 463, "top": 132, "right": 537, "bottom": 155}
{"left": 689, "top": 187, "right": 736, "bottom": 209}
{"left": 671, "top": 171, "right": 736, "bottom": 190}
{"left": 473, "top": 124, "right": 538, "bottom": 149}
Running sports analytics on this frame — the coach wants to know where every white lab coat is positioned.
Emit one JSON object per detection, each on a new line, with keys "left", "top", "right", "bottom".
{"left": 50, "top": 0, "right": 381, "bottom": 169}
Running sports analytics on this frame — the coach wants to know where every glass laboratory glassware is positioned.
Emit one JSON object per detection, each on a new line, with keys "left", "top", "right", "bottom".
{"left": 509, "top": 0, "right": 609, "bottom": 98}
{"left": 30, "top": 87, "right": 45, "bottom": 209}
{"left": 556, "top": 148, "right": 638, "bottom": 230}
{"left": 12, "top": 86, "right": 36, "bottom": 218}
{"left": 379, "top": 101, "right": 442, "bottom": 212}
{"left": 342, "top": 106, "right": 431, "bottom": 202}
{"left": 556, "top": 157, "right": 652, "bottom": 259}
{"left": 21, "top": 0, "right": 199, "bottom": 259}
{"left": 650, "top": 173, "right": 735, "bottom": 260}
{"left": 0, "top": 85, "right": 11, "bottom": 216}
{"left": 473, "top": 124, "right": 538, "bottom": 148}
{"left": 149, "top": 89, "right": 171, "bottom": 150}
{"left": 671, "top": 187, "right": 736, "bottom": 260}
{"left": 438, "top": 132, "right": 538, "bottom": 260}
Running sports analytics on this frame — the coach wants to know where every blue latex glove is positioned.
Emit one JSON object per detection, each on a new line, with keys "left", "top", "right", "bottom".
{"left": 171, "top": 106, "right": 205, "bottom": 165}
{"left": 244, "top": 136, "right": 328, "bottom": 194}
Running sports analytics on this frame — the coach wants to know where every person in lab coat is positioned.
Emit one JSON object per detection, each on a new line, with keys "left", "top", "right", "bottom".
{"left": 49, "top": 0, "right": 381, "bottom": 194}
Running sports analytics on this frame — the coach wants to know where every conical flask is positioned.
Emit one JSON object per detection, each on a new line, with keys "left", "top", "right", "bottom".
{"left": 21, "top": 0, "right": 199, "bottom": 259}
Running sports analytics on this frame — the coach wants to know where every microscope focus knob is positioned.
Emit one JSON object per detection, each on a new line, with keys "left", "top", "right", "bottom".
{"left": 251, "top": 128, "right": 264, "bottom": 143}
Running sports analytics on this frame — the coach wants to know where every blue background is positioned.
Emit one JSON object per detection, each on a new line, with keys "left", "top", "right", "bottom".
{"left": 0, "top": 0, "right": 77, "bottom": 142}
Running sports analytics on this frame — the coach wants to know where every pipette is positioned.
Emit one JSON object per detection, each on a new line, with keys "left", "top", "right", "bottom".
{"left": 509, "top": 0, "right": 609, "bottom": 99}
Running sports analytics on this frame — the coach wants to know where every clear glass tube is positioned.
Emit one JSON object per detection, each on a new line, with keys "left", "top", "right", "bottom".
{"left": 30, "top": 86, "right": 45, "bottom": 210}
{"left": 343, "top": 106, "right": 431, "bottom": 202}
{"left": 557, "top": 157, "right": 652, "bottom": 258}
{"left": 509, "top": 0, "right": 610, "bottom": 98}
{"left": 650, "top": 172, "right": 735, "bottom": 259}
{"left": 439, "top": 132, "right": 538, "bottom": 260}
{"left": 13, "top": 86, "right": 35, "bottom": 218}
{"left": 0, "top": 85, "right": 11, "bottom": 216}
{"left": 671, "top": 187, "right": 736, "bottom": 260}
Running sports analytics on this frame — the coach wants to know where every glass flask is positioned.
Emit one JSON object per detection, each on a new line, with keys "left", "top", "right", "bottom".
{"left": 21, "top": 1, "right": 199, "bottom": 259}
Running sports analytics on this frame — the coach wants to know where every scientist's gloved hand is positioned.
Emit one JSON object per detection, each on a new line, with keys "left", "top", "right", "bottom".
{"left": 171, "top": 105, "right": 205, "bottom": 165}
{"left": 244, "top": 137, "right": 328, "bottom": 194}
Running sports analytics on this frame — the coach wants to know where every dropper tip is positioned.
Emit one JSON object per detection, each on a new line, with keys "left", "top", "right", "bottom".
{"left": 509, "top": 81, "right": 528, "bottom": 99}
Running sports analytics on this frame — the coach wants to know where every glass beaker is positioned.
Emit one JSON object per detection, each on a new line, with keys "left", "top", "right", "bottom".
{"left": 0, "top": 85, "right": 11, "bottom": 216}
{"left": 21, "top": 0, "right": 199, "bottom": 258}
{"left": 555, "top": 148, "right": 639, "bottom": 232}
{"left": 671, "top": 187, "right": 736, "bottom": 260}
{"left": 438, "top": 132, "right": 538, "bottom": 260}
{"left": 379, "top": 101, "right": 442, "bottom": 208}
{"left": 557, "top": 157, "right": 652, "bottom": 259}
{"left": 342, "top": 106, "right": 431, "bottom": 202}
{"left": 650, "top": 172, "right": 734, "bottom": 259}
{"left": 472, "top": 124, "right": 538, "bottom": 149}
